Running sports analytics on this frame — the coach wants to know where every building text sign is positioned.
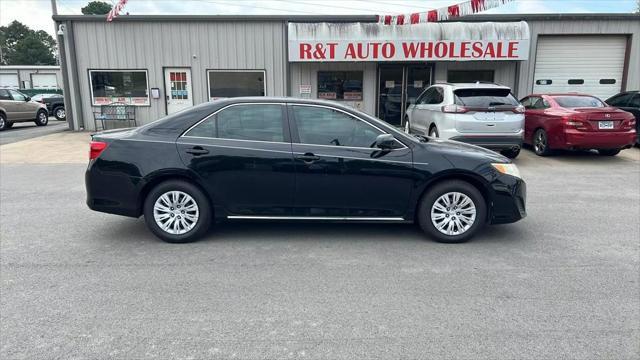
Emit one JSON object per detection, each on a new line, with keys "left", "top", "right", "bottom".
{"left": 289, "top": 40, "right": 529, "bottom": 62}
{"left": 287, "top": 22, "right": 531, "bottom": 62}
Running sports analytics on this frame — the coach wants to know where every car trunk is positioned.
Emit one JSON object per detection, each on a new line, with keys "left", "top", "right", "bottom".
{"left": 453, "top": 88, "right": 522, "bottom": 134}
{"left": 570, "top": 108, "right": 628, "bottom": 132}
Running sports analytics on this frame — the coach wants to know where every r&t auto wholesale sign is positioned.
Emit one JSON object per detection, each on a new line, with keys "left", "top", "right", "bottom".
{"left": 288, "top": 22, "right": 530, "bottom": 62}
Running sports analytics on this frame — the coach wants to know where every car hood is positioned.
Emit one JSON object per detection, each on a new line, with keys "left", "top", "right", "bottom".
{"left": 420, "top": 138, "right": 510, "bottom": 163}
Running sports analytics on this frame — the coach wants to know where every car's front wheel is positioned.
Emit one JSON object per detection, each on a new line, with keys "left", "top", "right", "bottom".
{"left": 54, "top": 106, "right": 66, "bottom": 121}
{"left": 404, "top": 116, "right": 411, "bottom": 134}
{"left": 143, "top": 180, "right": 212, "bottom": 243}
{"left": 34, "top": 110, "right": 48, "bottom": 126}
{"left": 417, "top": 180, "right": 487, "bottom": 243}
{"left": 501, "top": 147, "right": 521, "bottom": 159}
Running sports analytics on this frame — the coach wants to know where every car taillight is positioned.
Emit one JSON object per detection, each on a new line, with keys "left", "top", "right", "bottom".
{"left": 623, "top": 118, "right": 636, "bottom": 130}
{"left": 89, "top": 141, "right": 108, "bottom": 160}
{"left": 513, "top": 105, "right": 525, "bottom": 113}
{"left": 442, "top": 104, "right": 468, "bottom": 113}
{"left": 564, "top": 117, "right": 586, "bottom": 130}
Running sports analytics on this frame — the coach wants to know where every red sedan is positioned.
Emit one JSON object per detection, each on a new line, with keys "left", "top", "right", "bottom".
{"left": 520, "top": 94, "right": 636, "bottom": 156}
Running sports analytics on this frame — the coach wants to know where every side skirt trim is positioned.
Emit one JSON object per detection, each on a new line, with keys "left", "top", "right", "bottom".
{"left": 227, "top": 216, "right": 407, "bottom": 221}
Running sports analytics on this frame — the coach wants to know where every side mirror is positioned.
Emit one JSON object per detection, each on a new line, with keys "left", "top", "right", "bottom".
{"left": 25, "top": 96, "right": 31, "bottom": 102}
{"left": 374, "top": 134, "right": 396, "bottom": 150}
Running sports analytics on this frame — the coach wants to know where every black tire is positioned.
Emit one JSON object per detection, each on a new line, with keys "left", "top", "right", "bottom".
{"left": 597, "top": 149, "right": 620, "bottom": 156}
{"left": 53, "top": 106, "right": 66, "bottom": 121}
{"left": 143, "top": 180, "right": 212, "bottom": 243}
{"left": 34, "top": 110, "right": 48, "bottom": 126}
{"left": 5, "top": 122, "right": 13, "bottom": 128}
{"left": 429, "top": 125, "right": 439, "bottom": 138}
{"left": 417, "top": 180, "right": 487, "bottom": 243}
{"left": 0, "top": 113, "right": 7, "bottom": 131}
{"left": 500, "top": 147, "right": 521, "bottom": 159}
{"left": 533, "top": 128, "right": 551, "bottom": 156}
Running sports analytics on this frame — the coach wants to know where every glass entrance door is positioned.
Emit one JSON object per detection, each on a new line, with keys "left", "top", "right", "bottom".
{"left": 378, "top": 65, "right": 432, "bottom": 127}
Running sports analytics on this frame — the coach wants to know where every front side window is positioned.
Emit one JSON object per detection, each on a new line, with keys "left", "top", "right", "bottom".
{"left": 207, "top": 70, "right": 265, "bottom": 100}
{"left": 629, "top": 94, "right": 640, "bottom": 108}
{"left": 89, "top": 70, "right": 149, "bottom": 106}
{"left": 9, "top": 90, "right": 26, "bottom": 101}
{"left": 317, "top": 71, "right": 363, "bottom": 101}
{"left": 185, "top": 104, "right": 285, "bottom": 142}
{"left": 293, "top": 106, "right": 382, "bottom": 148}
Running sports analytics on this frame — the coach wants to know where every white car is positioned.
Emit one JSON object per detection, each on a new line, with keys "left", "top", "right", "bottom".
{"left": 405, "top": 83, "right": 525, "bottom": 158}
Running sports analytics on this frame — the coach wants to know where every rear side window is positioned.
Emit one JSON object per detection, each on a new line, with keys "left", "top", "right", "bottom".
{"left": 629, "top": 94, "right": 640, "bottom": 108}
{"left": 185, "top": 104, "right": 285, "bottom": 142}
{"left": 0, "top": 89, "right": 11, "bottom": 100}
{"left": 554, "top": 96, "right": 604, "bottom": 108}
{"left": 454, "top": 88, "right": 519, "bottom": 107}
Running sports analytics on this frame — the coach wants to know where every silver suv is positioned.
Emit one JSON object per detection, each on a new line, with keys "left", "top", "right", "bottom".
{"left": 0, "top": 89, "right": 49, "bottom": 131}
{"left": 405, "top": 83, "right": 525, "bottom": 158}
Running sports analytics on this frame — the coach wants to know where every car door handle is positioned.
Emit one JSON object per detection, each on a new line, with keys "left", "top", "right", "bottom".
{"left": 186, "top": 146, "right": 209, "bottom": 156}
{"left": 297, "top": 153, "right": 320, "bottom": 163}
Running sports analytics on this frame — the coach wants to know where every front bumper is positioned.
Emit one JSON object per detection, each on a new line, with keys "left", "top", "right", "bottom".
{"left": 489, "top": 175, "right": 526, "bottom": 225}
{"left": 450, "top": 135, "right": 523, "bottom": 151}
{"left": 563, "top": 129, "right": 636, "bottom": 150}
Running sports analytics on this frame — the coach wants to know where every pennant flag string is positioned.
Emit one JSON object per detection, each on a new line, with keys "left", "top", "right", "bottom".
{"left": 378, "top": 0, "right": 516, "bottom": 25}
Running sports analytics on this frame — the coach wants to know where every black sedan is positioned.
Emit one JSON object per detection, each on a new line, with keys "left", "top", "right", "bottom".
{"left": 606, "top": 90, "right": 639, "bottom": 145}
{"left": 86, "top": 98, "right": 526, "bottom": 243}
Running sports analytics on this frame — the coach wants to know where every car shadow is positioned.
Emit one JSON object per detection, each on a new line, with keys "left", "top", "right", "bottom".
{"left": 100, "top": 217, "right": 527, "bottom": 246}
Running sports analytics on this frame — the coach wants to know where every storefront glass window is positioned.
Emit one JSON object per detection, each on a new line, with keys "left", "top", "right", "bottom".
{"left": 317, "top": 71, "right": 363, "bottom": 101}
{"left": 208, "top": 70, "right": 266, "bottom": 100}
{"left": 447, "top": 70, "right": 494, "bottom": 83}
{"left": 89, "top": 70, "right": 149, "bottom": 106}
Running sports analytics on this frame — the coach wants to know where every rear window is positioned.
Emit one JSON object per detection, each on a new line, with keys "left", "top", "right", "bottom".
{"left": 554, "top": 96, "right": 604, "bottom": 108}
{"left": 454, "top": 88, "right": 519, "bottom": 107}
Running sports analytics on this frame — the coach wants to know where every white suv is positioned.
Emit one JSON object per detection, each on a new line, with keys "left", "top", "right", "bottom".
{"left": 405, "top": 83, "right": 525, "bottom": 158}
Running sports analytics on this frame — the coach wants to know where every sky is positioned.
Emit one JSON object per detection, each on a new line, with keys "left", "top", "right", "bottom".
{"left": 1, "top": 0, "right": 637, "bottom": 37}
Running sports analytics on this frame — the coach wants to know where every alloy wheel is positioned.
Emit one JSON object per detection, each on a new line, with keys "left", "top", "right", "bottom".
{"left": 56, "top": 108, "right": 66, "bottom": 119}
{"left": 0, "top": 116, "right": 5, "bottom": 129}
{"left": 534, "top": 130, "right": 547, "bottom": 154}
{"left": 430, "top": 192, "right": 476, "bottom": 236}
{"left": 153, "top": 191, "right": 200, "bottom": 235}
{"left": 38, "top": 112, "right": 48, "bottom": 124}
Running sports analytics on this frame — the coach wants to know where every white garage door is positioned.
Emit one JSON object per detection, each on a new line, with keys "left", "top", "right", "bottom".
{"left": 31, "top": 73, "right": 59, "bottom": 89}
{"left": 533, "top": 36, "right": 627, "bottom": 100}
{"left": 0, "top": 73, "right": 19, "bottom": 89}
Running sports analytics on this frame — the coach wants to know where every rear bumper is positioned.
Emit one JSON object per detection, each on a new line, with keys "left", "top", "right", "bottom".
{"left": 489, "top": 175, "right": 526, "bottom": 225}
{"left": 450, "top": 135, "right": 523, "bottom": 151}
{"left": 86, "top": 165, "right": 142, "bottom": 218}
{"left": 562, "top": 129, "right": 636, "bottom": 149}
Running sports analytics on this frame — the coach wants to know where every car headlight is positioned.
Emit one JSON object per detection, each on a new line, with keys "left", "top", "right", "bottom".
{"left": 492, "top": 163, "right": 522, "bottom": 179}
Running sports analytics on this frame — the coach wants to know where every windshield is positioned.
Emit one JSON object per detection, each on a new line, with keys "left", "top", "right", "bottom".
{"left": 454, "top": 88, "right": 519, "bottom": 107}
{"left": 553, "top": 96, "right": 605, "bottom": 108}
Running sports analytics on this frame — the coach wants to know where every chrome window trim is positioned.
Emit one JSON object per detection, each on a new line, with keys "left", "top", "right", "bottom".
{"left": 289, "top": 103, "right": 409, "bottom": 150}
{"left": 227, "top": 215, "right": 406, "bottom": 221}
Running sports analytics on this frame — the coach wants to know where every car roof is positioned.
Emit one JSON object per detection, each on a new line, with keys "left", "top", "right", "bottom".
{"left": 435, "top": 83, "right": 512, "bottom": 90}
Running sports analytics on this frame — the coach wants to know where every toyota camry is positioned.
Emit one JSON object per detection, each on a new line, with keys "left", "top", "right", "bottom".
{"left": 86, "top": 98, "right": 526, "bottom": 243}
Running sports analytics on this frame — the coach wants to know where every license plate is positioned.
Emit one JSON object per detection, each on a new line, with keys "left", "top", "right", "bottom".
{"left": 598, "top": 121, "right": 614, "bottom": 130}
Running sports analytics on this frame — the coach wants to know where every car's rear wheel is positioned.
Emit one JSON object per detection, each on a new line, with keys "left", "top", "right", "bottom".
{"left": 34, "top": 110, "right": 48, "bottom": 126}
{"left": 143, "top": 180, "right": 211, "bottom": 243}
{"left": 429, "top": 125, "right": 439, "bottom": 138}
{"left": 533, "top": 128, "right": 551, "bottom": 156}
{"left": 500, "top": 147, "right": 521, "bottom": 159}
{"left": 597, "top": 149, "right": 620, "bottom": 156}
{"left": 417, "top": 180, "right": 486, "bottom": 243}
{"left": 54, "top": 106, "right": 66, "bottom": 121}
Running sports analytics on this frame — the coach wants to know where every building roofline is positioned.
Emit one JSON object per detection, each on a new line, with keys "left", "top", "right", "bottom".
{"left": 0, "top": 65, "right": 61, "bottom": 70}
{"left": 52, "top": 13, "right": 640, "bottom": 23}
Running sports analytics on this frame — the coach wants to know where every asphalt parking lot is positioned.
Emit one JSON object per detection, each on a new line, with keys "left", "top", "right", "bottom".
{"left": 1, "top": 134, "right": 638, "bottom": 359}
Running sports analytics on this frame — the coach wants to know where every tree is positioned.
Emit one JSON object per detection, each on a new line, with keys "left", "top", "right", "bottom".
{"left": 81, "top": 1, "right": 113, "bottom": 15}
{"left": 0, "top": 21, "right": 56, "bottom": 65}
